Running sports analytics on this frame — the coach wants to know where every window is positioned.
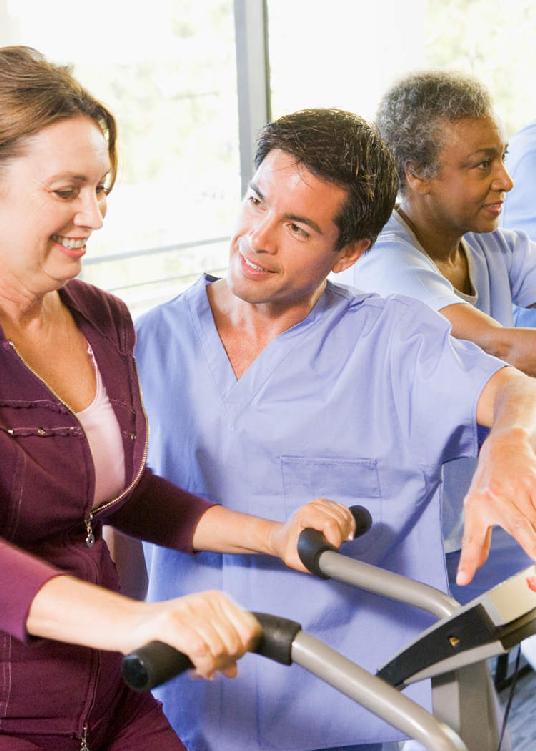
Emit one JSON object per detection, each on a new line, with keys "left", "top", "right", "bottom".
{"left": 267, "top": 0, "right": 536, "bottom": 137}
{"left": 0, "top": 0, "right": 241, "bottom": 316}
{"left": 4, "top": 0, "right": 536, "bottom": 314}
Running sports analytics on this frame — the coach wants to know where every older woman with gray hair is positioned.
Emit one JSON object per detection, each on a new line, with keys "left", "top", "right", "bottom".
{"left": 339, "top": 70, "right": 536, "bottom": 605}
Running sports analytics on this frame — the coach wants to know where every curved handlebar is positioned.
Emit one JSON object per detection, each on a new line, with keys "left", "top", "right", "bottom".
{"left": 122, "top": 612, "right": 301, "bottom": 692}
{"left": 122, "top": 505, "right": 371, "bottom": 692}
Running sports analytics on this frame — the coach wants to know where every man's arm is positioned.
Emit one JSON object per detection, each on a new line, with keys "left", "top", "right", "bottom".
{"left": 442, "top": 303, "right": 536, "bottom": 375}
{"left": 457, "top": 366, "right": 536, "bottom": 584}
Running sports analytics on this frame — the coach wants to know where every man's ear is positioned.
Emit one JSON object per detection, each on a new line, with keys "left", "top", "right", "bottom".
{"left": 331, "top": 237, "right": 371, "bottom": 274}
{"left": 405, "top": 161, "right": 431, "bottom": 195}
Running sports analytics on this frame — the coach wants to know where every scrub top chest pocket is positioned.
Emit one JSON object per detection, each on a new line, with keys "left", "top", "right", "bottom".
{"left": 281, "top": 455, "right": 382, "bottom": 557}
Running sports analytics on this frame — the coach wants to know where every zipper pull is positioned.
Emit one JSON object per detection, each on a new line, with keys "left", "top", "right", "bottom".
{"left": 85, "top": 514, "right": 95, "bottom": 547}
{"left": 80, "top": 723, "right": 91, "bottom": 751}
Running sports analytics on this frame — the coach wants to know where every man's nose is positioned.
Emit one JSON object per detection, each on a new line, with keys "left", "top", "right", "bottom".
{"left": 249, "top": 215, "right": 277, "bottom": 253}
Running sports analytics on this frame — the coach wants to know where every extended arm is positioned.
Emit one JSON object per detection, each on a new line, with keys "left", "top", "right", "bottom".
{"left": 192, "top": 498, "right": 355, "bottom": 572}
{"left": 111, "top": 468, "right": 354, "bottom": 574}
{"left": 0, "top": 534, "right": 257, "bottom": 679}
{"left": 457, "top": 366, "right": 536, "bottom": 584}
{"left": 441, "top": 302, "right": 536, "bottom": 375}
{"left": 27, "top": 575, "right": 259, "bottom": 679}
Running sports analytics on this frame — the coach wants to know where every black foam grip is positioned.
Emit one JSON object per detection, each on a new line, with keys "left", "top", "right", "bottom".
{"left": 122, "top": 612, "right": 302, "bottom": 692}
{"left": 254, "top": 612, "right": 301, "bottom": 665}
{"left": 297, "top": 504, "right": 372, "bottom": 577}
{"left": 351, "top": 504, "right": 372, "bottom": 537}
{"left": 122, "top": 640, "right": 193, "bottom": 692}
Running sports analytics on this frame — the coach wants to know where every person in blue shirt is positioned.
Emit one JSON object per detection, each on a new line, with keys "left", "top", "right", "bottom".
{"left": 501, "top": 120, "right": 536, "bottom": 328}
{"left": 135, "top": 108, "right": 536, "bottom": 751}
{"left": 502, "top": 120, "right": 536, "bottom": 241}
{"left": 338, "top": 72, "right": 536, "bottom": 609}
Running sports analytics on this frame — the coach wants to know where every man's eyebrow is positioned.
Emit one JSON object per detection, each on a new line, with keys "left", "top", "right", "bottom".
{"left": 249, "top": 181, "right": 263, "bottom": 198}
{"left": 283, "top": 212, "right": 322, "bottom": 235}
{"left": 248, "top": 181, "right": 323, "bottom": 235}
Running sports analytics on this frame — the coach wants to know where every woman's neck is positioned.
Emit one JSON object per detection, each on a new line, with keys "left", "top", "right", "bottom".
{"left": 396, "top": 200, "right": 462, "bottom": 263}
{"left": 0, "top": 282, "right": 61, "bottom": 335}
{"left": 396, "top": 201, "right": 473, "bottom": 295}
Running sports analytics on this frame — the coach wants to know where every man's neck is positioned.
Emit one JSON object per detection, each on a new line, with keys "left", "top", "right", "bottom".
{"left": 206, "top": 279, "right": 325, "bottom": 379}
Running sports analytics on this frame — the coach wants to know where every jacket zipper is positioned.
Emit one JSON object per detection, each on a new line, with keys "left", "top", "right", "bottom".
{"left": 8, "top": 338, "right": 149, "bottom": 740}
{"left": 80, "top": 722, "right": 90, "bottom": 751}
{"left": 84, "top": 434, "right": 148, "bottom": 546}
{"left": 7, "top": 340, "right": 149, "bottom": 546}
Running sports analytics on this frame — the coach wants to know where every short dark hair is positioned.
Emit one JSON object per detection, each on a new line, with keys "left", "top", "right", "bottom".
{"left": 377, "top": 70, "right": 493, "bottom": 193}
{"left": 0, "top": 45, "right": 117, "bottom": 188}
{"left": 255, "top": 108, "right": 398, "bottom": 248}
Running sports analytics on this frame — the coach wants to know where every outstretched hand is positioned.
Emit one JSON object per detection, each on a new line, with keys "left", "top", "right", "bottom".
{"left": 457, "top": 428, "right": 536, "bottom": 586}
{"left": 268, "top": 498, "right": 355, "bottom": 572}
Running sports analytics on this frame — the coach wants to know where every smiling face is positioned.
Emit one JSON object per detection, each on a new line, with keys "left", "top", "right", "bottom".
{"left": 421, "top": 115, "right": 513, "bottom": 235}
{"left": 227, "top": 149, "right": 367, "bottom": 313}
{"left": 0, "top": 115, "right": 111, "bottom": 296}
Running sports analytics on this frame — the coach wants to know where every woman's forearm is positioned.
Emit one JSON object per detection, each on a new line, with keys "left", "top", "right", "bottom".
{"left": 27, "top": 575, "right": 144, "bottom": 653}
{"left": 26, "top": 574, "right": 260, "bottom": 679}
{"left": 192, "top": 500, "right": 355, "bottom": 572}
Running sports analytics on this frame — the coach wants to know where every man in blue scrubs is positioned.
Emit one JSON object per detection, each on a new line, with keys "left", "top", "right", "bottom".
{"left": 135, "top": 109, "right": 536, "bottom": 751}
{"left": 503, "top": 120, "right": 536, "bottom": 241}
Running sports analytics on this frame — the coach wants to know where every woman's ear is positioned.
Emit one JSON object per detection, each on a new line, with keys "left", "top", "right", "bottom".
{"left": 405, "top": 162, "right": 431, "bottom": 195}
{"left": 331, "top": 237, "right": 371, "bottom": 274}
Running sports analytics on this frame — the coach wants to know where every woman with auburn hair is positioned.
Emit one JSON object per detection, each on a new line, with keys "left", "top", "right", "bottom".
{"left": 0, "top": 46, "right": 354, "bottom": 750}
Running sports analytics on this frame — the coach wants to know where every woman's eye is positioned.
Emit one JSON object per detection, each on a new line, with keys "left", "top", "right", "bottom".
{"left": 96, "top": 184, "right": 109, "bottom": 197}
{"left": 54, "top": 188, "right": 78, "bottom": 200}
{"left": 247, "top": 193, "right": 261, "bottom": 206}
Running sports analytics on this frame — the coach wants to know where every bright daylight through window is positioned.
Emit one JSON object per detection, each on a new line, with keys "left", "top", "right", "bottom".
{"left": 0, "top": 0, "right": 240, "bottom": 316}
{"left": 2, "top": 0, "right": 536, "bottom": 314}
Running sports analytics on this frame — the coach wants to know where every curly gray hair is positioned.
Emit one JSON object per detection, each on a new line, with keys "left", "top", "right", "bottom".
{"left": 376, "top": 70, "right": 493, "bottom": 193}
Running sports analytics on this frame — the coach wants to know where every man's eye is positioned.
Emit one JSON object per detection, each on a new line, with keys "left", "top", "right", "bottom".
{"left": 247, "top": 194, "right": 261, "bottom": 206}
{"left": 289, "top": 223, "right": 309, "bottom": 239}
{"left": 96, "top": 184, "right": 109, "bottom": 197}
{"left": 477, "top": 160, "right": 492, "bottom": 170}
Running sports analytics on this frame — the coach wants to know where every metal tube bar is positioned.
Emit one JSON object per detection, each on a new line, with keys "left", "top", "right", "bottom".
{"left": 291, "top": 633, "right": 467, "bottom": 751}
{"left": 319, "top": 551, "right": 459, "bottom": 619}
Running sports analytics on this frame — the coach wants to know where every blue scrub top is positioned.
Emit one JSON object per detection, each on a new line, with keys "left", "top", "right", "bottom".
{"left": 503, "top": 120, "right": 536, "bottom": 241}
{"left": 339, "top": 211, "right": 536, "bottom": 555}
{"left": 339, "top": 212, "right": 536, "bottom": 323}
{"left": 135, "top": 276, "right": 504, "bottom": 751}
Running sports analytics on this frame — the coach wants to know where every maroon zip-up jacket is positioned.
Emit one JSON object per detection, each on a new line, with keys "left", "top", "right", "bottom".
{"left": 0, "top": 279, "right": 212, "bottom": 738}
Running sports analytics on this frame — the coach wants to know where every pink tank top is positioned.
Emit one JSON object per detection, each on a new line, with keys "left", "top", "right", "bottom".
{"left": 76, "top": 345, "right": 126, "bottom": 507}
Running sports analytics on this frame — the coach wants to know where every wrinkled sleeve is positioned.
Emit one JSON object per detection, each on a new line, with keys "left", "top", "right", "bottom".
{"left": 387, "top": 298, "right": 507, "bottom": 466}
{"left": 0, "top": 538, "right": 63, "bottom": 641}
{"left": 107, "top": 467, "right": 215, "bottom": 553}
{"left": 354, "top": 240, "right": 467, "bottom": 313}
{"left": 502, "top": 229, "right": 536, "bottom": 307}
{"left": 502, "top": 149, "right": 536, "bottom": 241}
{"left": 513, "top": 305, "right": 536, "bottom": 327}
